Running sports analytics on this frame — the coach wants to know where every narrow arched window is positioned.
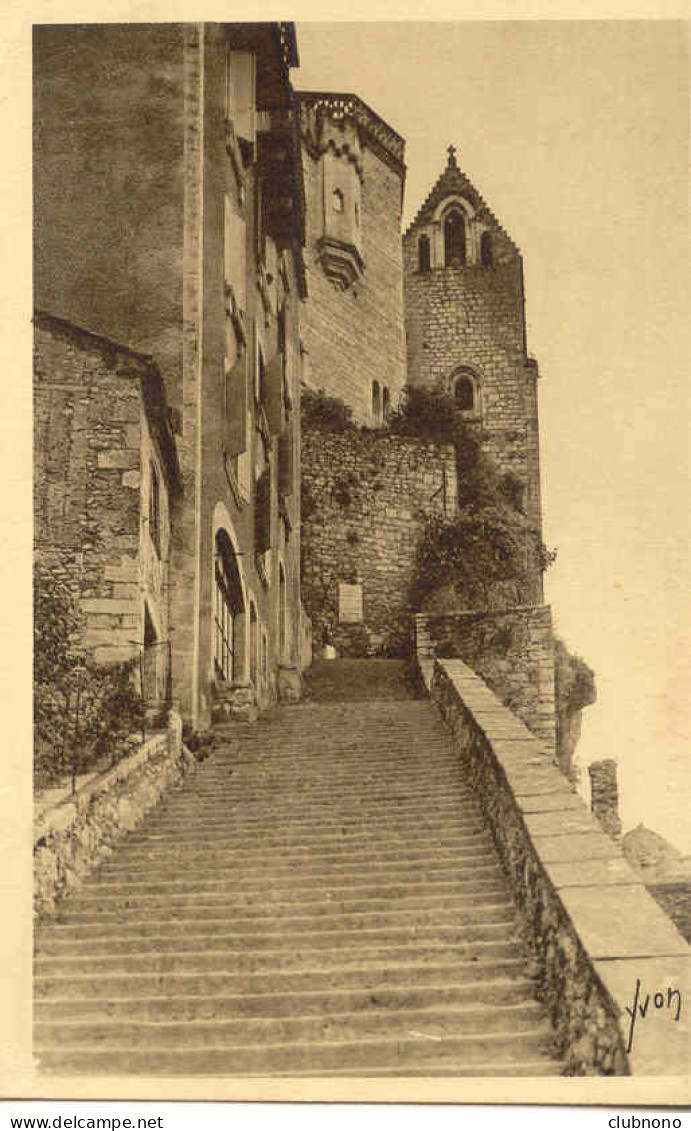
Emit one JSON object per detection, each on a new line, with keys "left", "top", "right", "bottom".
{"left": 444, "top": 210, "right": 466, "bottom": 266}
{"left": 332, "top": 188, "right": 344, "bottom": 213}
{"left": 481, "top": 231, "right": 493, "bottom": 267}
{"left": 249, "top": 602, "right": 258, "bottom": 686}
{"left": 214, "top": 530, "right": 244, "bottom": 683}
{"left": 382, "top": 387, "right": 391, "bottom": 420}
{"left": 149, "top": 462, "right": 161, "bottom": 558}
{"left": 418, "top": 234, "right": 431, "bottom": 273}
{"left": 372, "top": 380, "right": 381, "bottom": 423}
{"left": 454, "top": 374, "right": 475, "bottom": 411}
{"left": 279, "top": 563, "right": 287, "bottom": 659}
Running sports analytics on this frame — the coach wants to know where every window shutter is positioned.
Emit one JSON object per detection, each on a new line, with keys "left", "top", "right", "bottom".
{"left": 278, "top": 420, "right": 294, "bottom": 498}
{"left": 254, "top": 467, "right": 271, "bottom": 554}
{"left": 265, "top": 352, "right": 284, "bottom": 435}
{"left": 224, "top": 354, "right": 248, "bottom": 457}
{"left": 227, "top": 50, "right": 256, "bottom": 146}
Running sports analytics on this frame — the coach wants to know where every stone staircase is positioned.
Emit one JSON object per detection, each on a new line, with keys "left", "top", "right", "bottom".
{"left": 34, "top": 659, "right": 562, "bottom": 1076}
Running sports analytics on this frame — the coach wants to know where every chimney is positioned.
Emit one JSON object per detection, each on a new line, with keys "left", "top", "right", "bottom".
{"left": 588, "top": 759, "right": 622, "bottom": 841}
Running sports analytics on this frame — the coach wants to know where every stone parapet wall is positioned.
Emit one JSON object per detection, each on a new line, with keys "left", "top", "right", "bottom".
{"left": 301, "top": 426, "right": 457, "bottom": 656}
{"left": 33, "top": 711, "right": 193, "bottom": 919}
{"left": 416, "top": 605, "right": 556, "bottom": 756}
{"left": 428, "top": 658, "right": 689, "bottom": 1076}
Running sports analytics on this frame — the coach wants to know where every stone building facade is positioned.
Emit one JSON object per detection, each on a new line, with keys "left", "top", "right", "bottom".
{"left": 34, "top": 22, "right": 307, "bottom": 728}
{"left": 34, "top": 312, "right": 181, "bottom": 684}
{"left": 403, "top": 147, "right": 544, "bottom": 560}
{"left": 298, "top": 93, "right": 407, "bottom": 426}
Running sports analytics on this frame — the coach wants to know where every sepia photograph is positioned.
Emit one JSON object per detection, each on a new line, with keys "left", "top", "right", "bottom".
{"left": 10, "top": 11, "right": 691, "bottom": 1105}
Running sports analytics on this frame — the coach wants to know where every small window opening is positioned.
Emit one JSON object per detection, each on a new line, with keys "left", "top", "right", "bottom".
{"left": 382, "top": 387, "right": 391, "bottom": 420}
{"left": 444, "top": 210, "right": 466, "bottom": 266}
{"left": 149, "top": 462, "right": 161, "bottom": 558}
{"left": 144, "top": 605, "right": 157, "bottom": 647}
{"left": 279, "top": 563, "right": 287, "bottom": 660}
{"left": 332, "top": 188, "right": 344, "bottom": 214}
{"left": 481, "top": 231, "right": 493, "bottom": 267}
{"left": 372, "top": 380, "right": 381, "bottom": 423}
{"left": 249, "top": 603, "right": 258, "bottom": 686}
{"left": 354, "top": 201, "right": 360, "bottom": 226}
{"left": 257, "top": 344, "right": 267, "bottom": 405}
{"left": 418, "top": 234, "right": 431, "bottom": 273}
{"left": 454, "top": 375, "right": 475, "bottom": 411}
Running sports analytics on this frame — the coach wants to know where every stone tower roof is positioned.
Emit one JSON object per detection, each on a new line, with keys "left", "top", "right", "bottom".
{"left": 405, "top": 145, "right": 518, "bottom": 252}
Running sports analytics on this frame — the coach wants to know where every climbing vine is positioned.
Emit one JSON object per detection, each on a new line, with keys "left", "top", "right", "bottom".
{"left": 391, "top": 386, "right": 556, "bottom": 609}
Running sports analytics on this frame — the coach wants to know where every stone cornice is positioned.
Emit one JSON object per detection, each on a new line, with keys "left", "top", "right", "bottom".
{"left": 298, "top": 91, "right": 406, "bottom": 181}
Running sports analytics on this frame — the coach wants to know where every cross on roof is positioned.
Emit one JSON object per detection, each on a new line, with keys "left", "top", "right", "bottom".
{"left": 447, "top": 144, "right": 457, "bottom": 166}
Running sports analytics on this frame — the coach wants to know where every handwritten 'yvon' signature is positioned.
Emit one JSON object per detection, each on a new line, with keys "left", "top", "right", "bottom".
{"left": 625, "top": 979, "right": 682, "bottom": 1053}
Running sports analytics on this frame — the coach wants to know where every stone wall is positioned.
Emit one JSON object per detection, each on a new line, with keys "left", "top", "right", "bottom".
{"left": 415, "top": 606, "right": 556, "bottom": 757}
{"left": 34, "top": 313, "right": 175, "bottom": 667}
{"left": 301, "top": 425, "right": 457, "bottom": 656}
{"left": 428, "top": 658, "right": 689, "bottom": 1076}
{"left": 33, "top": 712, "right": 192, "bottom": 919}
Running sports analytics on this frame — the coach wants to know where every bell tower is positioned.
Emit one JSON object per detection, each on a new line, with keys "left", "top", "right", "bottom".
{"left": 403, "top": 146, "right": 544, "bottom": 573}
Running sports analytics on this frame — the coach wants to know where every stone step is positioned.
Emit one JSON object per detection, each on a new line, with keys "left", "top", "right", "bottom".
{"left": 42, "top": 884, "right": 511, "bottom": 931}
{"left": 65, "top": 873, "right": 508, "bottom": 910}
{"left": 125, "top": 818, "right": 489, "bottom": 849}
{"left": 184, "top": 750, "right": 463, "bottom": 773}
{"left": 33, "top": 1026, "right": 556, "bottom": 1076}
{"left": 36, "top": 924, "right": 518, "bottom": 966}
{"left": 163, "top": 780, "right": 474, "bottom": 807}
{"left": 138, "top": 810, "right": 486, "bottom": 839}
{"left": 37, "top": 908, "right": 517, "bottom": 954}
{"left": 198, "top": 746, "right": 458, "bottom": 771}
{"left": 102, "top": 834, "right": 495, "bottom": 873}
{"left": 144, "top": 792, "right": 481, "bottom": 824}
{"left": 80, "top": 855, "right": 500, "bottom": 897}
{"left": 268, "top": 1061, "right": 562, "bottom": 1078}
{"left": 35, "top": 1000, "right": 546, "bottom": 1051}
{"left": 182, "top": 747, "right": 463, "bottom": 771}
{"left": 35, "top": 956, "right": 529, "bottom": 1000}
{"left": 35, "top": 937, "right": 523, "bottom": 975}
{"left": 35, "top": 976, "right": 539, "bottom": 1023}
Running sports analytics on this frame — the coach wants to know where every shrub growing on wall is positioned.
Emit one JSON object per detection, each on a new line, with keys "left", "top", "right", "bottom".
{"left": 301, "top": 387, "right": 355, "bottom": 433}
{"left": 34, "top": 563, "right": 144, "bottom": 792}
{"left": 392, "top": 386, "right": 555, "bottom": 610}
{"left": 413, "top": 505, "right": 531, "bottom": 610}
